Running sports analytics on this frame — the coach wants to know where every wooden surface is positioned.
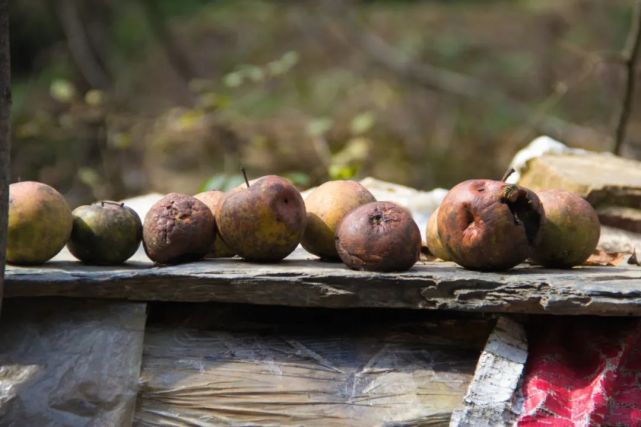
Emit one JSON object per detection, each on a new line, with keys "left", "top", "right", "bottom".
{"left": 450, "top": 317, "right": 527, "bottom": 426}
{"left": 5, "top": 247, "right": 641, "bottom": 316}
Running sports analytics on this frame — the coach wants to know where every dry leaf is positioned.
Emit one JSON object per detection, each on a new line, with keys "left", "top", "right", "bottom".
{"left": 584, "top": 249, "right": 627, "bottom": 267}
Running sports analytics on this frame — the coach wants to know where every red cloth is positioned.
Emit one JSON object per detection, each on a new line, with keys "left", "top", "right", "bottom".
{"left": 518, "top": 318, "right": 641, "bottom": 426}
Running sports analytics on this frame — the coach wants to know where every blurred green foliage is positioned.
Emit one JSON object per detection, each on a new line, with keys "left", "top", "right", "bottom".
{"left": 8, "top": 0, "right": 640, "bottom": 206}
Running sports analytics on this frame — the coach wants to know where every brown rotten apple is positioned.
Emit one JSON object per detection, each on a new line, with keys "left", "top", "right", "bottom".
{"left": 143, "top": 193, "right": 215, "bottom": 264}
{"left": 336, "top": 201, "right": 421, "bottom": 272}
{"left": 437, "top": 179, "right": 543, "bottom": 271}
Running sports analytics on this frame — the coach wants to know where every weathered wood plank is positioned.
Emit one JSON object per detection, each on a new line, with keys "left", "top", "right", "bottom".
{"left": 4, "top": 248, "right": 641, "bottom": 316}
{"left": 450, "top": 317, "right": 527, "bottom": 426}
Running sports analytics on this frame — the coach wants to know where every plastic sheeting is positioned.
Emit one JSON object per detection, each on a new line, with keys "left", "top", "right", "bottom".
{"left": 0, "top": 299, "right": 147, "bottom": 426}
{"left": 135, "top": 305, "right": 492, "bottom": 426}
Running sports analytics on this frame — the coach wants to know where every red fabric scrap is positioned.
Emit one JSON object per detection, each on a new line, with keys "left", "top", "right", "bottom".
{"left": 518, "top": 318, "right": 641, "bottom": 426}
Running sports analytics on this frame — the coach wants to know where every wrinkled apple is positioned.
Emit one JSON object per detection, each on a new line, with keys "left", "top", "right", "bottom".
{"left": 438, "top": 179, "right": 543, "bottom": 271}
{"left": 336, "top": 201, "right": 421, "bottom": 272}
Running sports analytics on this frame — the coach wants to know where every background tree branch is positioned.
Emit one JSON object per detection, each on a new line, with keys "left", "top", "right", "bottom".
{"left": 319, "top": 0, "right": 611, "bottom": 149}
{"left": 613, "top": 0, "right": 641, "bottom": 155}
{"left": 55, "top": 0, "right": 111, "bottom": 89}
{"left": 0, "top": 0, "right": 11, "bottom": 315}
{"left": 140, "top": 0, "right": 197, "bottom": 85}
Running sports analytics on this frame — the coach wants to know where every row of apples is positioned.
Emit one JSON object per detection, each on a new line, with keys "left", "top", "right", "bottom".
{"left": 5, "top": 170, "right": 599, "bottom": 272}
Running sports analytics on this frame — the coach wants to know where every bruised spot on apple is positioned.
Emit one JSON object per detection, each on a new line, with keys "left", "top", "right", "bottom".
{"left": 218, "top": 175, "right": 306, "bottom": 262}
{"left": 438, "top": 179, "right": 543, "bottom": 271}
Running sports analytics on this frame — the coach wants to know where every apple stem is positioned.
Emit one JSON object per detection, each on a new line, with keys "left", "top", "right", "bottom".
{"left": 501, "top": 167, "right": 516, "bottom": 182}
{"left": 241, "top": 167, "right": 250, "bottom": 188}
{"left": 100, "top": 200, "right": 125, "bottom": 207}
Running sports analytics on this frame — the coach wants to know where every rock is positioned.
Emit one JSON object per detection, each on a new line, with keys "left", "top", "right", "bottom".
{"left": 519, "top": 153, "right": 641, "bottom": 234}
{"left": 597, "top": 206, "right": 641, "bottom": 234}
